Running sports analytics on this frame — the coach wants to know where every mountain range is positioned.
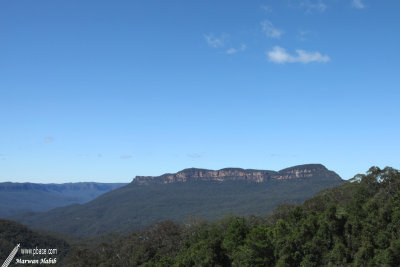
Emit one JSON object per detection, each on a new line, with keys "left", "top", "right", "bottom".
{"left": 10, "top": 164, "right": 343, "bottom": 237}
{"left": 0, "top": 182, "right": 127, "bottom": 217}
{"left": 132, "top": 164, "right": 340, "bottom": 185}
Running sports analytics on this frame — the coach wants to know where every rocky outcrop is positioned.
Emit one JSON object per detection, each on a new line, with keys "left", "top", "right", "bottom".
{"left": 132, "top": 164, "right": 342, "bottom": 185}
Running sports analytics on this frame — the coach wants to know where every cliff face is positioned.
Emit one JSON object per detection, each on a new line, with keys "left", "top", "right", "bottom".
{"left": 132, "top": 164, "right": 342, "bottom": 185}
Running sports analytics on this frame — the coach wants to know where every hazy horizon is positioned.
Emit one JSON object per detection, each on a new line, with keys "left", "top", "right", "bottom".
{"left": 0, "top": 163, "right": 341, "bottom": 184}
{"left": 1, "top": 0, "right": 399, "bottom": 183}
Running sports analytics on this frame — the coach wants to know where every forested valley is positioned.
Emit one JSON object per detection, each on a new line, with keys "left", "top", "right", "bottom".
{"left": 61, "top": 166, "right": 400, "bottom": 266}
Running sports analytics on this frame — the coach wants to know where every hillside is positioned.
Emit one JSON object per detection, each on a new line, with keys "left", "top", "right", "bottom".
{"left": 0, "top": 219, "right": 70, "bottom": 266}
{"left": 11, "top": 164, "right": 342, "bottom": 237}
{"left": 0, "top": 182, "right": 127, "bottom": 217}
{"left": 64, "top": 166, "right": 400, "bottom": 267}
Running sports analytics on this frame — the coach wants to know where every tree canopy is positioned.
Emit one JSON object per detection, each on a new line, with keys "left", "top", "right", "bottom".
{"left": 50, "top": 167, "right": 400, "bottom": 266}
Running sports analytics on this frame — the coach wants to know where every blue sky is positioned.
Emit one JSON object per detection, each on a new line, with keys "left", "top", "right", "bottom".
{"left": 1, "top": 0, "right": 399, "bottom": 183}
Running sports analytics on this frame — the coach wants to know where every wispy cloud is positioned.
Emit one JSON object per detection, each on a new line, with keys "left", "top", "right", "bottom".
{"left": 298, "top": 30, "right": 310, "bottom": 41}
{"left": 290, "top": 0, "right": 327, "bottom": 13}
{"left": 352, "top": 0, "right": 365, "bottom": 9}
{"left": 261, "top": 5, "right": 272, "bottom": 13}
{"left": 226, "top": 48, "right": 238, "bottom": 55}
{"left": 97, "top": 153, "right": 103, "bottom": 158}
{"left": 304, "top": 1, "right": 327, "bottom": 12}
{"left": 204, "top": 34, "right": 228, "bottom": 48}
{"left": 266, "top": 46, "right": 330, "bottom": 64}
{"left": 44, "top": 137, "right": 54, "bottom": 143}
{"left": 261, "top": 20, "right": 284, "bottom": 39}
{"left": 120, "top": 155, "right": 132, "bottom": 159}
{"left": 226, "top": 44, "right": 246, "bottom": 55}
{"left": 187, "top": 153, "right": 202, "bottom": 158}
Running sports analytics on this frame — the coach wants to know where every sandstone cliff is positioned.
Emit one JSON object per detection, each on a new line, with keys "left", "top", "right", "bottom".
{"left": 132, "top": 164, "right": 342, "bottom": 185}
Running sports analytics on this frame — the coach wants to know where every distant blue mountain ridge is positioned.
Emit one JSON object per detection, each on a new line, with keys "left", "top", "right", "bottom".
{"left": 0, "top": 182, "right": 127, "bottom": 218}
{"left": 10, "top": 164, "right": 343, "bottom": 237}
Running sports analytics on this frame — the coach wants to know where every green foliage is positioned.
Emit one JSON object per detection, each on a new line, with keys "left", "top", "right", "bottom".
{"left": 0, "top": 219, "right": 70, "bottom": 266}
{"left": 11, "top": 172, "right": 342, "bottom": 237}
{"left": 233, "top": 224, "right": 274, "bottom": 266}
{"left": 222, "top": 218, "right": 248, "bottom": 258}
{"left": 60, "top": 166, "right": 400, "bottom": 266}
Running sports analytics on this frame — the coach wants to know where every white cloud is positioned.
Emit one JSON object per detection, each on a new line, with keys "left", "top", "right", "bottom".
{"left": 352, "top": 0, "right": 365, "bottom": 9}
{"left": 261, "top": 20, "right": 284, "bottom": 39}
{"left": 204, "top": 34, "right": 228, "bottom": 48}
{"left": 226, "top": 44, "right": 246, "bottom": 55}
{"left": 120, "top": 155, "right": 132, "bottom": 159}
{"left": 266, "top": 46, "right": 330, "bottom": 64}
